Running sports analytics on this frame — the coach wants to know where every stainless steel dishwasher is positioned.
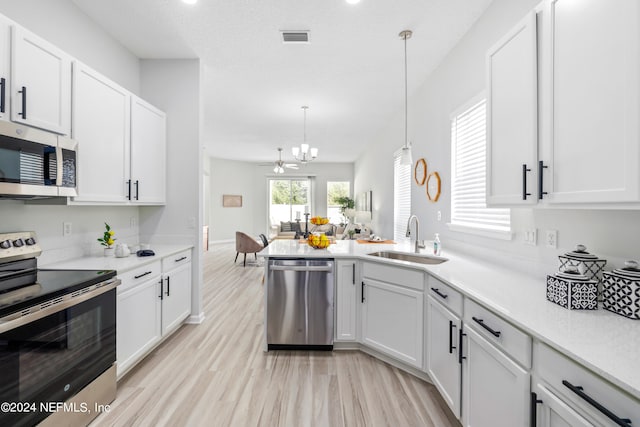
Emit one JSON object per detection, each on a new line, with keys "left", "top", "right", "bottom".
{"left": 266, "top": 258, "right": 334, "bottom": 350}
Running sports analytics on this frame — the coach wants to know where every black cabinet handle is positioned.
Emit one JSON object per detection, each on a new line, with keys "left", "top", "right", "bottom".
{"left": 538, "top": 161, "right": 548, "bottom": 200}
{"left": 165, "top": 276, "right": 170, "bottom": 296}
{"left": 175, "top": 256, "right": 187, "bottom": 262}
{"left": 18, "top": 86, "right": 27, "bottom": 119}
{"left": 134, "top": 180, "right": 139, "bottom": 200}
{"left": 127, "top": 179, "right": 132, "bottom": 200}
{"left": 472, "top": 316, "right": 501, "bottom": 337}
{"left": 431, "top": 287, "right": 448, "bottom": 299}
{"left": 352, "top": 264, "right": 355, "bottom": 285}
{"left": 448, "top": 320, "right": 457, "bottom": 354}
{"left": 562, "top": 380, "right": 632, "bottom": 427}
{"left": 361, "top": 282, "right": 365, "bottom": 303}
{"left": 134, "top": 271, "right": 152, "bottom": 279}
{"left": 0, "top": 77, "right": 5, "bottom": 113}
{"left": 458, "top": 329, "right": 466, "bottom": 364}
{"left": 530, "top": 392, "right": 543, "bottom": 426}
{"left": 158, "top": 278, "right": 163, "bottom": 300}
{"left": 522, "top": 164, "right": 532, "bottom": 200}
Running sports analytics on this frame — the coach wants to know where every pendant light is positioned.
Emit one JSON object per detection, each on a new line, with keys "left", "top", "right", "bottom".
{"left": 399, "top": 30, "right": 413, "bottom": 166}
{"left": 292, "top": 106, "right": 318, "bottom": 163}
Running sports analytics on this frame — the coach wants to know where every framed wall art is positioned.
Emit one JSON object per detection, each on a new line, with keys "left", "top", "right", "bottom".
{"left": 222, "top": 194, "right": 242, "bottom": 207}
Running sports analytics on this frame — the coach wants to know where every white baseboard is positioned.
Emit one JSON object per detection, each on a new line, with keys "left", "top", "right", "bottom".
{"left": 210, "top": 239, "right": 233, "bottom": 245}
{"left": 186, "top": 312, "right": 205, "bottom": 324}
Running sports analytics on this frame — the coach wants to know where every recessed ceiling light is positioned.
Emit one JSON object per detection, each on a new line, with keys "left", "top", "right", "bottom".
{"left": 182, "top": 0, "right": 197, "bottom": 4}
{"left": 346, "top": 0, "right": 361, "bottom": 4}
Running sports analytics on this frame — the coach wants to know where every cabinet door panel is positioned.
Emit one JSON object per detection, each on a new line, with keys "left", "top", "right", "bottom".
{"left": 361, "top": 279, "right": 423, "bottom": 368}
{"left": 0, "top": 17, "right": 10, "bottom": 121}
{"left": 545, "top": 0, "right": 639, "bottom": 203}
{"left": 487, "top": 11, "right": 538, "bottom": 206}
{"left": 117, "top": 278, "right": 162, "bottom": 377}
{"left": 532, "top": 382, "right": 594, "bottom": 427}
{"left": 11, "top": 27, "right": 71, "bottom": 134}
{"left": 426, "top": 297, "right": 461, "bottom": 417}
{"left": 161, "top": 263, "right": 192, "bottom": 335}
{"left": 462, "top": 326, "right": 529, "bottom": 427}
{"left": 72, "top": 63, "right": 130, "bottom": 203}
{"left": 131, "top": 97, "right": 166, "bottom": 204}
{"left": 336, "top": 260, "right": 357, "bottom": 341}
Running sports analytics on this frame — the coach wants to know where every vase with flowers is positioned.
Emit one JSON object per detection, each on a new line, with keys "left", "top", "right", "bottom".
{"left": 97, "top": 223, "right": 116, "bottom": 256}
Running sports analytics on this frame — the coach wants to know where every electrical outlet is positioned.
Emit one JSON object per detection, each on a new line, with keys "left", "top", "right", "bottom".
{"left": 524, "top": 229, "right": 537, "bottom": 246}
{"left": 130, "top": 217, "right": 137, "bottom": 227}
{"left": 63, "top": 222, "right": 72, "bottom": 237}
{"left": 545, "top": 230, "right": 558, "bottom": 248}
{"left": 437, "top": 211, "right": 442, "bottom": 221}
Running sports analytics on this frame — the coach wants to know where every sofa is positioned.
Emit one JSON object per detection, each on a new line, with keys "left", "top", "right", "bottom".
{"left": 271, "top": 221, "right": 345, "bottom": 239}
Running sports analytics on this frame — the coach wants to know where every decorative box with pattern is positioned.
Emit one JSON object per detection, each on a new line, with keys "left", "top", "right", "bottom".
{"left": 546, "top": 269, "right": 598, "bottom": 310}
{"left": 558, "top": 244, "right": 607, "bottom": 299}
{"left": 602, "top": 261, "right": 640, "bottom": 320}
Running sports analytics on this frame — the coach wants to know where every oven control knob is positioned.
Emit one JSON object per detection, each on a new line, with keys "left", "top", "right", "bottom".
{"left": 0, "top": 240, "right": 11, "bottom": 249}
{"left": 12, "top": 239, "right": 24, "bottom": 248}
{"left": 25, "top": 237, "right": 36, "bottom": 246}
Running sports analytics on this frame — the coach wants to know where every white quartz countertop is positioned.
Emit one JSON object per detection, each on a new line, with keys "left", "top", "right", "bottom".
{"left": 41, "top": 244, "right": 193, "bottom": 274}
{"left": 260, "top": 239, "right": 640, "bottom": 399}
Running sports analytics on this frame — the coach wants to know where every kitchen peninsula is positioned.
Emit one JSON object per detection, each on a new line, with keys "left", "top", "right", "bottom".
{"left": 261, "top": 239, "right": 640, "bottom": 425}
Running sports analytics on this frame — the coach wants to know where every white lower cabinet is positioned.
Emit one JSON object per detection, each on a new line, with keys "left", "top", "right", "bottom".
{"left": 335, "top": 259, "right": 357, "bottom": 341}
{"left": 360, "top": 269, "right": 423, "bottom": 368}
{"left": 161, "top": 250, "right": 192, "bottom": 335}
{"left": 531, "top": 381, "right": 593, "bottom": 427}
{"left": 116, "top": 262, "right": 162, "bottom": 377}
{"left": 461, "top": 325, "right": 530, "bottom": 427}
{"left": 426, "top": 296, "right": 461, "bottom": 417}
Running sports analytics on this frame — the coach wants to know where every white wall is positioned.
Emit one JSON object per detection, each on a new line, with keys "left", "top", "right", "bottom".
{"left": 0, "top": 0, "right": 142, "bottom": 264}
{"left": 208, "top": 159, "right": 354, "bottom": 241}
{"left": 355, "top": 0, "right": 640, "bottom": 272}
{"left": 139, "top": 59, "right": 203, "bottom": 321}
{"left": 0, "top": 0, "right": 140, "bottom": 93}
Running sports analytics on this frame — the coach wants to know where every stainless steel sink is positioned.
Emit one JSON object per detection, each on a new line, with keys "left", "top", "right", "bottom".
{"left": 367, "top": 251, "right": 448, "bottom": 265}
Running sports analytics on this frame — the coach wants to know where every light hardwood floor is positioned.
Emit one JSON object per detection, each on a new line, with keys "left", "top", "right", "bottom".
{"left": 93, "top": 243, "right": 459, "bottom": 427}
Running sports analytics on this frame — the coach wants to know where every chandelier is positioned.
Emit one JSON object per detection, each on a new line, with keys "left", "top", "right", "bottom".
{"left": 292, "top": 106, "right": 318, "bottom": 163}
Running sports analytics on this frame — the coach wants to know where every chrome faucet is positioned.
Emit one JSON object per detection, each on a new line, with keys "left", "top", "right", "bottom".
{"left": 406, "top": 215, "right": 425, "bottom": 253}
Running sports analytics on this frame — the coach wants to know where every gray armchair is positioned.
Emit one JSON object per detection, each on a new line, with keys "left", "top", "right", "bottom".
{"left": 235, "top": 232, "right": 267, "bottom": 267}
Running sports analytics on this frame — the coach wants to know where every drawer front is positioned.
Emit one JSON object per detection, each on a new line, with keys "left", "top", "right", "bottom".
{"left": 362, "top": 262, "right": 424, "bottom": 291}
{"left": 535, "top": 343, "right": 640, "bottom": 426}
{"left": 162, "top": 249, "right": 192, "bottom": 272}
{"left": 427, "top": 276, "right": 463, "bottom": 316}
{"left": 464, "top": 298, "right": 531, "bottom": 368}
{"left": 118, "top": 260, "right": 162, "bottom": 292}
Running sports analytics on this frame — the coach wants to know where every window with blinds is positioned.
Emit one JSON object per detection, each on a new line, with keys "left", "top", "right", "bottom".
{"left": 451, "top": 97, "right": 511, "bottom": 234}
{"left": 393, "top": 149, "right": 411, "bottom": 242}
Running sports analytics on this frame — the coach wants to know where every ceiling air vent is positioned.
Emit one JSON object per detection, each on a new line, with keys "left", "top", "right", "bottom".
{"left": 281, "top": 30, "right": 310, "bottom": 44}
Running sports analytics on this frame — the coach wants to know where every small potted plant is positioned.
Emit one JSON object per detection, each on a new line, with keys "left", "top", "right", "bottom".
{"left": 97, "top": 223, "right": 116, "bottom": 256}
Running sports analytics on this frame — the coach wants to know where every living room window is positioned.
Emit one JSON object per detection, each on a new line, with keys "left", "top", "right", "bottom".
{"left": 327, "top": 181, "right": 350, "bottom": 224}
{"left": 268, "top": 178, "right": 312, "bottom": 225}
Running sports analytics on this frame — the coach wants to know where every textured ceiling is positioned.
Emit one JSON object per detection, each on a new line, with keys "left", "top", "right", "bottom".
{"left": 71, "top": 0, "right": 493, "bottom": 163}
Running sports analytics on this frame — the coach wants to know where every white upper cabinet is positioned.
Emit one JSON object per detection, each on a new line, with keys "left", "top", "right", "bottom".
{"left": 0, "top": 17, "right": 10, "bottom": 121}
{"left": 72, "top": 62, "right": 131, "bottom": 203}
{"left": 486, "top": 11, "right": 538, "bottom": 206}
{"left": 131, "top": 97, "right": 166, "bottom": 205}
{"left": 539, "top": 0, "right": 639, "bottom": 204}
{"left": 11, "top": 26, "right": 71, "bottom": 135}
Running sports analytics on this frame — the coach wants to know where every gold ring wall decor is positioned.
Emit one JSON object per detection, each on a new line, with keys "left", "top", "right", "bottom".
{"left": 414, "top": 158, "right": 427, "bottom": 185}
{"left": 427, "top": 171, "right": 441, "bottom": 202}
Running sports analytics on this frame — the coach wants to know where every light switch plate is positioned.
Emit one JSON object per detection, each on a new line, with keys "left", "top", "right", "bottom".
{"left": 524, "top": 229, "right": 537, "bottom": 246}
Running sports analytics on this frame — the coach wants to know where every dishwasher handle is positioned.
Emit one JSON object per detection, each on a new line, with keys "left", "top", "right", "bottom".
{"left": 269, "top": 265, "right": 333, "bottom": 272}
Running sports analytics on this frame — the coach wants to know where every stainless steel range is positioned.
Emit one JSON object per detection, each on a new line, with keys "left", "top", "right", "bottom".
{"left": 0, "top": 231, "right": 119, "bottom": 427}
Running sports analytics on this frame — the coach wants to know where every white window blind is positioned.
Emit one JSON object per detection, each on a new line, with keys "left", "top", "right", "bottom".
{"left": 394, "top": 149, "right": 411, "bottom": 242}
{"left": 451, "top": 98, "right": 511, "bottom": 233}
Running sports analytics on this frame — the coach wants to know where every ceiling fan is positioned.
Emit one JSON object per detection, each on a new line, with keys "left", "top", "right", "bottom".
{"left": 260, "top": 148, "right": 299, "bottom": 173}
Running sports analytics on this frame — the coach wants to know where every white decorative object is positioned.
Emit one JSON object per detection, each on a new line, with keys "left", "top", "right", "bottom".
{"left": 546, "top": 269, "right": 598, "bottom": 310}
{"left": 104, "top": 247, "right": 114, "bottom": 257}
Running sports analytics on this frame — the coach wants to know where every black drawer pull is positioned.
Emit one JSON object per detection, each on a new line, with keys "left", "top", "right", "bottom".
{"left": 127, "top": 179, "right": 132, "bottom": 200}
{"left": 0, "top": 77, "right": 5, "bottom": 113}
{"left": 562, "top": 380, "right": 632, "bottom": 427}
{"left": 522, "top": 163, "right": 531, "bottom": 200}
{"left": 361, "top": 282, "right": 365, "bottom": 303}
{"left": 431, "top": 287, "right": 448, "bottom": 299}
{"left": 352, "top": 263, "right": 355, "bottom": 285}
{"left": 165, "top": 276, "right": 170, "bottom": 296}
{"left": 538, "top": 160, "right": 548, "bottom": 200}
{"left": 158, "top": 278, "right": 163, "bottom": 300}
{"left": 448, "top": 321, "right": 456, "bottom": 354}
{"left": 134, "top": 271, "right": 152, "bottom": 279}
{"left": 134, "top": 180, "right": 139, "bottom": 200}
{"left": 175, "top": 256, "right": 187, "bottom": 262}
{"left": 458, "top": 329, "right": 466, "bottom": 364}
{"left": 18, "top": 86, "right": 27, "bottom": 119}
{"left": 472, "top": 316, "right": 501, "bottom": 337}
{"left": 530, "top": 392, "right": 543, "bottom": 426}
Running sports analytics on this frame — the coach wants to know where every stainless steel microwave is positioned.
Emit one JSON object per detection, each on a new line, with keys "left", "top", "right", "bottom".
{"left": 0, "top": 121, "right": 77, "bottom": 198}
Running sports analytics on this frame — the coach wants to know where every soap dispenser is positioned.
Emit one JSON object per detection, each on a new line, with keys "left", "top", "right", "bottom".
{"left": 433, "top": 233, "right": 441, "bottom": 256}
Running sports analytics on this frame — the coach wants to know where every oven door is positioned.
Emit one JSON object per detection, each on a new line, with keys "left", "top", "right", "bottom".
{"left": 0, "top": 286, "right": 116, "bottom": 427}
